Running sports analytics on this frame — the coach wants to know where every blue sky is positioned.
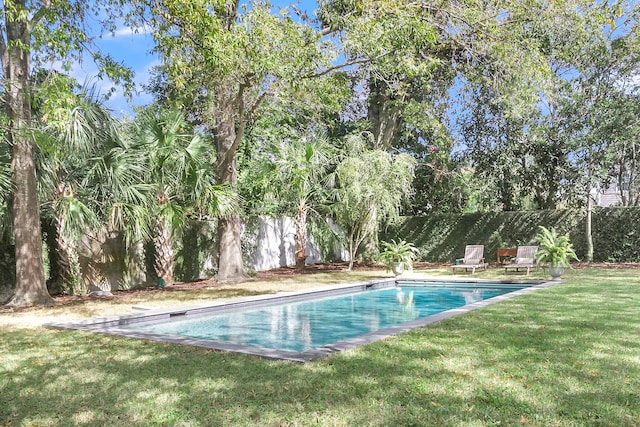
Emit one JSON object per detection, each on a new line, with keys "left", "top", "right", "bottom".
{"left": 78, "top": 0, "right": 318, "bottom": 117}
{"left": 69, "top": 0, "right": 639, "bottom": 118}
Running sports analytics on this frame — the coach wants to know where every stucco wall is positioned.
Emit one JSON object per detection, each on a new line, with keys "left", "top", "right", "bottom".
{"left": 0, "top": 216, "right": 348, "bottom": 298}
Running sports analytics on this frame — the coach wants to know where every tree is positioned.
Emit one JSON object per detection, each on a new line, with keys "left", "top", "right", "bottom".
{"left": 332, "top": 133, "right": 415, "bottom": 270}
{"left": 244, "top": 133, "right": 335, "bottom": 269}
{"left": 317, "top": 0, "right": 576, "bottom": 214}
{"left": 570, "top": 17, "right": 640, "bottom": 261}
{"left": 131, "top": 108, "right": 236, "bottom": 285}
{"left": 458, "top": 84, "right": 536, "bottom": 211}
{"left": 1, "top": 0, "right": 133, "bottom": 307}
{"left": 457, "top": 0, "right": 639, "bottom": 215}
{"left": 610, "top": 94, "right": 640, "bottom": 207}
{"left": 236, "top": 80, "right": 351, "bottom": 268}
{"left": 35, "top": 79, "right": 120, "bottom": 294}
{"left": 135, "top": 0, "right": 336, "bottom": 281}
{"left": 138, "top": 0, "right": 638, "bottom": 278}
{"left": 2, "top": 0, "right": 51, "bottom": 305}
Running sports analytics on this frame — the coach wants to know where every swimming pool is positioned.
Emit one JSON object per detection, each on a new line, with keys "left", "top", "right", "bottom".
{"left": 47, "top": 278, "right": 551, "bottom": 362}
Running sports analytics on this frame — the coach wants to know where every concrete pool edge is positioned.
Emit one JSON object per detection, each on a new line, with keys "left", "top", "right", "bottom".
{"left": 45, "top": 276, "right": 554, "bottom": 363}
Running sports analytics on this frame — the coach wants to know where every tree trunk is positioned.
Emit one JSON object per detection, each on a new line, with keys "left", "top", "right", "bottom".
{"left": 55, "top": 213, "right": 81, "bottom": 294}
{"left": 368, "top": 79, "right": 402, "bottom": 150}
{"left": 217, "top": 215, "right": 246, "bottom": 281}
{"left": 347, "top": 230, "right": 355, "bottom": 271}
{"left": 585, "top": 194, "right": 593, "bottom": 263}
{"left": 154, "top": 216, "right": 174, "bottom": 286}
{"left": 3, "top": 8, "right": 53, "bottom": 307}
{"left": 215, "top": 87, "right": 247, "bottom": 282}
{"left": 294, "top": 200, "right": 307, "bottom": 269}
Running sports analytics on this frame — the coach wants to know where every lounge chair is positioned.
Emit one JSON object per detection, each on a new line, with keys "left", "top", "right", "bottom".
{"left": 451, "top": 245, "right": 488, "bottom": 274}
{"left": 504, "top": 245, "right": 539, "bottom": 275}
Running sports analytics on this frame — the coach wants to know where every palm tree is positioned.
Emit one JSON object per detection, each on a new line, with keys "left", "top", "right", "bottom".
{"left": 279, "top": 137, "right": 335, "bottom": 269}
{"left": 132, "top": 108, "right": 236, "bottom": 286}
{"left": 35, "top": 83, "right": 120, "bottom": 294}
{"left": 245, "top": 133, "right": 335, "bottom": 269}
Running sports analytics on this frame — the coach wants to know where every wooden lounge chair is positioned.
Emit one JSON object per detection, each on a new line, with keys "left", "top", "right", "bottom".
{"left": 504, "top": 245, "right": 539, "bottom": 275}
{"left": 451, "top": 245, "right": 488, "bottom": 274}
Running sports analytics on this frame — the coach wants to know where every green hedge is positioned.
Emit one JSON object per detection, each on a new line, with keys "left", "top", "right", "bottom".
{"left": 382, "top": 207, "right": 640, "bottom": 263}
{"left": 589, "top": 207, "right": 640, "bottom": 262}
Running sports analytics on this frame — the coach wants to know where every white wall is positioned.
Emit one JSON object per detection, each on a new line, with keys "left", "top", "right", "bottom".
{"left": 67, "top": 216, "right": 348, "bottom": 292}
{"left": 244, "top": 216, "right": 296, "bottom": 271}
{"left": 244, "top": 216, "right": 348, "bottom": 272}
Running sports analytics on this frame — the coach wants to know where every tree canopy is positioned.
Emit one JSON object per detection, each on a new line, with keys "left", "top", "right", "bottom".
{"left": 1, "top": 0, "right": 135, "bottom": 306}
{"left": 3, "top": 0, "right": 640, "bottom": 305}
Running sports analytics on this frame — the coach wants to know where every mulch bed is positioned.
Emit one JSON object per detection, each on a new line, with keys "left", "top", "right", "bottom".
{"left": 0, "top": 262, "right": 385, "bottom": 312}
{"left": 3, "top": 261, "right": 638, "bottom": 313}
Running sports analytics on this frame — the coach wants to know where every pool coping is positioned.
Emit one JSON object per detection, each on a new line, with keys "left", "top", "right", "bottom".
{"left": 45, "top": 276, "right": 555, "bottom": 362}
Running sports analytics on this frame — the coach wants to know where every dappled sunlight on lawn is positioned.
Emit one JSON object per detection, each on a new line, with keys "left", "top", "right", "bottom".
{"left": 0, "top": 268, "right": 390, "bottom": 329}
{"left": 2, "top": 266, "right": 639, "bottom": 426}
{"left": 0, "top": 264, "right": 625, "bottom": 329}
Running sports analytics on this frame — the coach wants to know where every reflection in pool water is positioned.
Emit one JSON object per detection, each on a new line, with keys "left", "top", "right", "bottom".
{"left": 126, "top": 284, "right": 526, "bottom": 352}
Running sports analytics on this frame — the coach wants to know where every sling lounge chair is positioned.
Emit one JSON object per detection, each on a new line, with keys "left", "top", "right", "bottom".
{"left": 451, "top": 245, "right": 488, "bottom": 274}
{"left": 504, "top": 245, "right": 539, "bottom": 275}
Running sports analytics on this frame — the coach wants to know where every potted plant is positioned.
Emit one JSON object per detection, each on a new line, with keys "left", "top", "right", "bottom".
{"left": 534, "top": 226, "right": 578, "bottom": 280}
{"left": 379, "top": 239, "right": 419, "bottom": 277}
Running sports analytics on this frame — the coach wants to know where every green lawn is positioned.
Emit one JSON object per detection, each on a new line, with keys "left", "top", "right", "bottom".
{"left": 1, "top": 267, "right": 639, "bottom": 426}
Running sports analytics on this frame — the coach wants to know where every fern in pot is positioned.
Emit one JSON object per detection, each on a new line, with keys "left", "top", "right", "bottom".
{"left": 379, "top": 239, "right": 418, "bottom": 277}
{"left": 534, "top": 226, "right": 578, "bottom": 280}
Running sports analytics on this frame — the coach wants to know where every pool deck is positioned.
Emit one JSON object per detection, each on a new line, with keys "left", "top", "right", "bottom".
{"left": 45, "top": 276, "right": 555, "bottom": 363}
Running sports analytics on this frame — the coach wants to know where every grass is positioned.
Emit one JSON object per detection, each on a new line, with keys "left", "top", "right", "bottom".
{"left": 1, "top": 266, "right": 639, "bottom": 426}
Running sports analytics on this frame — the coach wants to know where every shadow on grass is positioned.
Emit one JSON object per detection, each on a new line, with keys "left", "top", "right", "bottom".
{"left": 1, "top": 272, "right": 639, "bottom": 426}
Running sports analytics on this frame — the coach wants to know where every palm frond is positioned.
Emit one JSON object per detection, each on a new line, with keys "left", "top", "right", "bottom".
{"left": 0, "top": 144, "right": 13, "bottom": 238}
{"left": 197, "top": 184, "right": 239, "bottom": 219}
{"left": 157, "top": 201, "right": 187, "bottom": 238}
{"left": 53, "top": 195, "right": 100, "bottom": 240}
{"left": 534, "top": 226, "right": 579, "bottom": 267}
{"left": 108, "top": 202, "right": 153, "bottom": 246}
{"left": 0, "top": 147, "right": 13, "bottom": 208}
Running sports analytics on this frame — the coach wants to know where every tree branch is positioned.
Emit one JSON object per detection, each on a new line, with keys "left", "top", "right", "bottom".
{"left": 248, "top": 90, "right": 268, "bottom": 119}
{"left": 318, "top": 26, "right": 338, "bottom": 37}
{"left": 303, "top": 54, "right": 385, "bottom": 79}
{"left": 232, "top": 86, "right": 268, "bottom": 154}
{"left": 30, "top": 2, "right": 51, "bottom": 28}
{"left": 0, "top": 30, "right": 6, "bottom": 65}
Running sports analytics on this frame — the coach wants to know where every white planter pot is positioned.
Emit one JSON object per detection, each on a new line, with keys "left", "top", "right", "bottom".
{"left": 549, "top": 265, "right": 564, "bottom": 280}
{"left": 391, "top": 262, "right": 405, "bottom": 277}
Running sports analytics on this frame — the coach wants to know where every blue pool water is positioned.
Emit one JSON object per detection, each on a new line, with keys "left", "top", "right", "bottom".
{"left": 127, "top": 283, "right": 527, "bottom": 352}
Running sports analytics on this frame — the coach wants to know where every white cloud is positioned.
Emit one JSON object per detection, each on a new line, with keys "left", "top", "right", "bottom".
{"left": 135, "top": 58, "right": 161, "bottom": 84}
{"left": 110, "top": 25, "right": 151, "bottom": 39}
{"left": 50, "top": 56, "right": 153, "bottom": 116}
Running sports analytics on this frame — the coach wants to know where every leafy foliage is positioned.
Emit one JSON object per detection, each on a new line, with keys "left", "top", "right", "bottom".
{"left": 136, "top": 0, "right": 341, "bottom": 281}
{"left": 129, "top": 108, "right": 237, "bottom": 283}
{"left": 458, "top": 0, "right": 640, "bottom": 211}
{"left": 1, "top": 0, "right": 138, "bottom": 306}
{"left": 332, "top": 133, "right": 415, "bottom": 269}
{"left": 34, "top": 81, "right": 122, "bottom": 293}
{"left": 378, "top": 239, "right": 418, "bottom": 271}
{"left": 534, "top": 226, "right": 579, "bottom": 267}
